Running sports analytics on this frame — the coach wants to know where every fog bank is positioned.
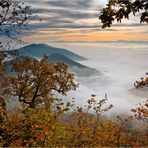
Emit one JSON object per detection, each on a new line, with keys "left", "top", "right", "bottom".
{"left": 51, "top": 42, "right": 148, "bottom": 114}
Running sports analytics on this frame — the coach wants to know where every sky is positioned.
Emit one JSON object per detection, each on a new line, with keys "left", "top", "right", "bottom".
{"left": 22, "top": 0, "right": 148, "bottom": 44}
{"left": 5, "top": 0, "right": 148, "bottom": 114}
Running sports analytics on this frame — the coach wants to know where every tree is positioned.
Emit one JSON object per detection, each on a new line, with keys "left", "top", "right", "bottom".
{"left": 1, "top": 95, "right": 148, "bottom": 147}
{"left": 132, "top": 74, "right": 148, "bottom": 122}
{"left": 134, "top": 73, "right": 148, "bottom": 88}
{"left": 131, "top": 99, "right": 148, "bottom": 122}
{"left": 99, "top": 0, "right": 148, "bottom": 129}
{"left": 0, "top": 56, "right": 7, "bottom": 110}
{"left": 0, "top": 0, "right": 36, "bottom": 110}
{"left": 99, "top": 0, "right": 148, "bottom": 28}
{"left": 0, "top": 0, "right": 34, "bottom": 100}
{"left": 6, "top": 56, "right": 78, "bottom": 109}
{"left": 132, "top": 74, "right": 148, "bottom": 123}
{"left": 0, "top": 0, "right": 33, "bottom": 50}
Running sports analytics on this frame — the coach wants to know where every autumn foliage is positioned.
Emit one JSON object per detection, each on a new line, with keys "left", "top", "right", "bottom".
{"left": 0, "top": 0, "right": 147, "bottom": 146}
{"left": 0, "top": 56, "right": 147, "bottom": 147}
{"left": 134, "top": 73, "right": 148, "bottom": 88}
{"left": 4, "top": 56, "right": 77, "bottom": 110}
{"left": 0, "top": 96, "right": 147, "bottom": 147}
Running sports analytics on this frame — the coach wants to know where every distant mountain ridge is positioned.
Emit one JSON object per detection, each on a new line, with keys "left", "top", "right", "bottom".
{"left": 2, "top": 43, "right": 102, "bottom": 77}
{"left": 48, "top": 53, "right": 87, "bottom": 68}
{"left": 16, "top": 43, "right": 86, "bottom": 61}
{"left": 4, "top": 54, "right": 101, "bottom": 77}
{"left": 47, "top": 53, "right": 101, "bottom": 77}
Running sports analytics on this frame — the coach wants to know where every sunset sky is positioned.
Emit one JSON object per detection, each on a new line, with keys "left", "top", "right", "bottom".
{"left": 23, "top": 0, "right": 148, "bottom": 43}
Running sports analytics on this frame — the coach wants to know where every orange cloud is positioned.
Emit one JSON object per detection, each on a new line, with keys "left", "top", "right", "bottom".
{"left": 23, "top": 26, "right": 148, "bottom": 43}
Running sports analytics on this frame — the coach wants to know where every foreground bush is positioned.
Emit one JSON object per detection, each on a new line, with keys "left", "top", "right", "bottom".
{"left": 0, "top": 97, "right": 147, "bottom": 147}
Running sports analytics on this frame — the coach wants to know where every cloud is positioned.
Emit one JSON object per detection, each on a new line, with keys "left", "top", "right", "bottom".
{"left": 45, "top": 0, "right": 93, "bottom": 9}
{"left": 27, "top": 0, "right": 95, "bottom": 10}
{"left": 17, "top": 0, "right": 148, "bottom": 42}
{"left": 22, "top": 0, "right": 99, "bottom": 27}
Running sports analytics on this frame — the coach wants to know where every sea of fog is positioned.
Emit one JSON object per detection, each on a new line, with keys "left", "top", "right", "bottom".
{"left": 50, "top": 42, "right": 148, "bottom": 115}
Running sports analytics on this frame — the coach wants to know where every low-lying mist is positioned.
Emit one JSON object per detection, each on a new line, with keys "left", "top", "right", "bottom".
{"left": 51, "top": 42, "right": 148, "bottom": 115}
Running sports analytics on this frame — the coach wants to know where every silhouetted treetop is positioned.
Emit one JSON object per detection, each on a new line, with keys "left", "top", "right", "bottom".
{"left": 0, "top": 0, "right": 33, "bottom": 39}
{"left": 99, "top": 0, "right": 148, "bottom": 28}
{"left": 0, "top": 0, "right": 35, "bottom": 51}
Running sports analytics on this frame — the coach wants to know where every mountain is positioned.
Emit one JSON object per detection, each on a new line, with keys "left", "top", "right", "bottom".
{"left": 2, "top": 44, "right": 101, "bottom": 77}
{"left": 4, "top": 54, "right": 101, "bottom": 77}
{"left": 47, "top": 53, "right": 101, "bottom": 77}
{"left": 15, "top": 43, "right": 86, "bottom": 61}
